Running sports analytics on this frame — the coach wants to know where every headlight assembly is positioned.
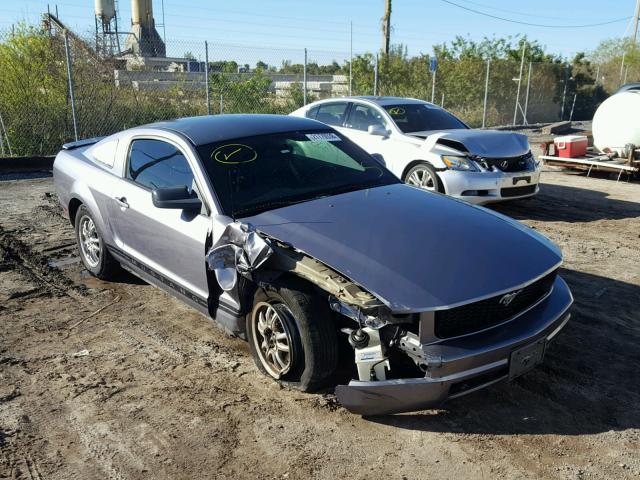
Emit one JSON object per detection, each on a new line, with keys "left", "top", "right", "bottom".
{"left": 441, "top": 155, "right": 479, "bottom": 172}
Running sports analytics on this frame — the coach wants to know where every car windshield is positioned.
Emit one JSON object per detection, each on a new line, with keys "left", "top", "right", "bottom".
{"left": 383, "top": 104, "right": 468, "bottom": 133}
{"left": 197, "top": 130, "right": 400, "bottom": 218}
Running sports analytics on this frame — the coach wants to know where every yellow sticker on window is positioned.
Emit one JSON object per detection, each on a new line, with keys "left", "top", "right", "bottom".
{"left": 212, "top": 144, "right": 257, "bottom": 164}
{"left": 388, "top": 107, "right": 405, "bottom": 116}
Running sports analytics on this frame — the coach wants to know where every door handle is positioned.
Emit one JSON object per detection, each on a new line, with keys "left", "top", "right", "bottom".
{"left": 114, "top": 196, "right": 129, "bottom": 209}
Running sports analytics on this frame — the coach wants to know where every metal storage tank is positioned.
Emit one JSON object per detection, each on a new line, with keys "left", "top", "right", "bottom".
{"left": 94, "top": 0, "right": 116, "bottom": 22}
{"left": 592, "top": 91, "right": 640, "bottom": 156}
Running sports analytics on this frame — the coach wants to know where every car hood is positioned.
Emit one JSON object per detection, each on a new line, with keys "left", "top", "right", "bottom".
{"left": 241, "top": 184, "right": 561, "bottom": 312}
{"left": 411, "top": 129, "right": 530, "bottom": 158}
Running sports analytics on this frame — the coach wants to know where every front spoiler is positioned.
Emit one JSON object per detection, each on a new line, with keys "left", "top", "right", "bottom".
{"left": 335, "top": 276, "right": 573, "bottom": 416}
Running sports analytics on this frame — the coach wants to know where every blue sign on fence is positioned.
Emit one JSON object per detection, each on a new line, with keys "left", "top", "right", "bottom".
{"left": 429, "top": 58, "right": 438, "bottom": 73}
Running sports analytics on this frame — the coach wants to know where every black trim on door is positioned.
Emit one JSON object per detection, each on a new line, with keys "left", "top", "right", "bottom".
{"left": 106, "top": 244, "right": 242, "bottom": 318}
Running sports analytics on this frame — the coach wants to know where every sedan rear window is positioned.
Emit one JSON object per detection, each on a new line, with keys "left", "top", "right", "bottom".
{"left": 197, "top": 130, "right": 399, "bottom": 218}
{"left": 383, "top": 104, "right": 468, "bottom": 133}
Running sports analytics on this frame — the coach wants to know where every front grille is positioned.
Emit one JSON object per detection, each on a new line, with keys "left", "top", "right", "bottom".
{"left": 434, "top": 270, "right": 557, "bottom": 339}
{"left": 483, "top": 152, "right": 534, "bottom": 172}
{"left": 501, "top": 185, "right": 537, "bottom": 197}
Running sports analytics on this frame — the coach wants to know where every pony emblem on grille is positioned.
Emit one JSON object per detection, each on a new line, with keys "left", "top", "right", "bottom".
{"left": 499, "top": 289, "right": 522, "bottom": 307}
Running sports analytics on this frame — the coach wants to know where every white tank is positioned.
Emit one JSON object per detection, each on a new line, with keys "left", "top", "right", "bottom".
{"left": 94, "top": 0, "right": 116, "bottom": 22}
{"left": 592, "top": 90, "right": 640, "bottom": 155}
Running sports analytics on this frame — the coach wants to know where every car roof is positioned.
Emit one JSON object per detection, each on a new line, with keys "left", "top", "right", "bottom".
{"left": 333, "top": 96, "right": 431, "bottom": 107}
{"left": 614, "top": 83, "right": 640, "bottom": 94}
{"left": 139, "top": 114, "right": 329, "bottom": 146}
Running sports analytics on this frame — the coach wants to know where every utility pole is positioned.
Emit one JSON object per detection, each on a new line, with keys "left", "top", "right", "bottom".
{"left": 633, "top": 0, "right": 640, "bottom": 45}
{"left": 382, "top": 0, "right": 391, "bottom": 55}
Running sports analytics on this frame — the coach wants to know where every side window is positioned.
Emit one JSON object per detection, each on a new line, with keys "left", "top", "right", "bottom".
{"left": 345, "top": 104, "right": 388, "bottom": 131}
{"left": 305, "top": 106, "right": 319, "bottom": 119}
{"left": 315, "top": 102, "right": 348, "bottom": 127}
{"left": 127, "top": 139, "right": 195, "bottom": 191}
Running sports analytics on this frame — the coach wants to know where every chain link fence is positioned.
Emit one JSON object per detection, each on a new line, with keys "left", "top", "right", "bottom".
{"left": 0, "top": 22, "right": 636, "bottom": 157}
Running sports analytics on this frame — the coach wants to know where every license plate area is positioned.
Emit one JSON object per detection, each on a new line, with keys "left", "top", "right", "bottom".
{"left": 512, "top": 175, "right": 531, "bottom": 185}
{"left": 509, "top": 339, "right": 545, "bottom": 380}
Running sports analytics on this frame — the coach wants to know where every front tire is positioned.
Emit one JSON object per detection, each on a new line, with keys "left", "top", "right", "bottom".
{"left": 404, "top": 162, "right": 443, "bottom": 192}
{"left": 74, "top": 205, "right": 119, "bottom": 280}
{"left": 247, "top": 279, "right": 338, "bottom": 391}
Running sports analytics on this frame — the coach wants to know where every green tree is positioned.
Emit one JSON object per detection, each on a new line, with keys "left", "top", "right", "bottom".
{"left": 0, "top": 24, "right": 69, "bottom": 155}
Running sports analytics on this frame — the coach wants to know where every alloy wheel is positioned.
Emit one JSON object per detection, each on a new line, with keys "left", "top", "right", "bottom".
{"left": 251, "top": 302, "right": 294, "bottom": 378}
{"left": 407, "top": 166, "right": 436, "bottom": 191}
{"left": 79, "top": 215, "right": 101, "bottom": 268}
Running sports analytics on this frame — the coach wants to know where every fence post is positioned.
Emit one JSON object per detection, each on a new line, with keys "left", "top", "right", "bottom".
{"left": 482, "top": 59, "right": 490, "bottom": 128}
{"left": 63, "top": 31, "right": 79, "bottom": 142}
{"left": 303, "top": 48, "right": 307, "bottom": 106}
{"left": 204, "top": 41, "right": 211, "bottom": 115}
{"left": 431, "top": 70, "right": 436, "bottom": 103}
{"left": 513, "top": 43, "right": 526, "bottom": 125}
{"left": 560, "top": 64, "right": 568, "bottom": 120}
{"left": 219, "top": 94, "right": 223, "bottom": 114}
{"left": 373, "top": 53, "right": 378, "bottom": 96}
{"left": 523, "top": 62, "right": 532, "bottom": 125}
{"left": 349, "top": 21, "right": 353, "bottom": 95}
{"left": 0, "top": 111, "right": 12, "bottom": 156}
{"left": 569, "top": 93, "right": 577, "bottom": 121}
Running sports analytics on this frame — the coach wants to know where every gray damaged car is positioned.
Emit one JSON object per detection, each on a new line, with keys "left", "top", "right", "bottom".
{"left": 53, "top": 114, "right": 573, "bottom": 415}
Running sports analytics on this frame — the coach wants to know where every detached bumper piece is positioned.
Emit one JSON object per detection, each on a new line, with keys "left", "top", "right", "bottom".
{"left": 335, "top": 276, "right": 573, "bottom": 416}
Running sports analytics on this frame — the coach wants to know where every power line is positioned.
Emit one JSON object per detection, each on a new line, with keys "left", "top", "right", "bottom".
{"left": 453, "top": 0, "right": 600, "bottom": 21}
{"left": 440, "top": 0, "right": 631, "bottom": 28}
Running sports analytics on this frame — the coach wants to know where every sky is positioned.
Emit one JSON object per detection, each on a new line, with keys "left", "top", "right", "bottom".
{"left": 0, "top": 0, "right": 636, "bottom": 64}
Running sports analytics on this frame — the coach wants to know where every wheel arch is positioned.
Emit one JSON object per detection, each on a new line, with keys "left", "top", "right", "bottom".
{"left": 68, "top": 197, "right": 83, "bottom": 227}
{"left": 402, "top": 160, "right": 447, "bottom": 191}
{"left": 401, "top": 159, "right": 436, "bottom": 180}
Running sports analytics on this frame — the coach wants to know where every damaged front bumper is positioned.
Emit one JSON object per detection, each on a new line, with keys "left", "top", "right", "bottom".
{"left": 335, "top": 276, "right": 572, "bottom": 416}
{"left": 439, "top": 168, "right": 541, "bottom": 205}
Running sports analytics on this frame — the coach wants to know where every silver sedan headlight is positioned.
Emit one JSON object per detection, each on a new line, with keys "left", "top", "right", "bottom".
{"left": 441, "top": 155, "right": 479, "bottom": 172}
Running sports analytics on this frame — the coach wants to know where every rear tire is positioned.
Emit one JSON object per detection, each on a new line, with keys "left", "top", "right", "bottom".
{"left": 404, "top": 162, "right": 443, "bottom": 193}
{"left": 247, "top": 279, "right": 338, "bottom": 391}
{"left": 74, "top": 205, "right": 119, "bottom": 280}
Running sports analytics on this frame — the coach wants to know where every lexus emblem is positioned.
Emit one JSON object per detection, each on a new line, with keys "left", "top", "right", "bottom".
{"left": 500, "top": 160, "right": 510, "bottom": 169}
{"left": 499, "top": 290, "right": 521, "bottom": 306}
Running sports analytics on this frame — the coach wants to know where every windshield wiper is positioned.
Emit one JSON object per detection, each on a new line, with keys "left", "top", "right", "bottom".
{"left": 234, "top": 196, "right": 323, "bottom": 218}
{"left": 233, "top": 182, "right": 394, "bottom": 218}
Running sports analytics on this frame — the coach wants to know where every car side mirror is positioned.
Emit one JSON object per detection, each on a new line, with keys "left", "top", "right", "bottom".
{"left": 368, "top": 124, "right": 388, "bottom": 137}
{"left": 152, "top": 186, "right": 202, "bottom": 211}
{"left": 370, "top": 153, "right": 386, "bottom": 166}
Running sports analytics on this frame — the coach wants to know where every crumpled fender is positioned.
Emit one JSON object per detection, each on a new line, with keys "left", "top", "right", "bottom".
{"left": 206, "top": 221, "right": 273, "bottom": 291}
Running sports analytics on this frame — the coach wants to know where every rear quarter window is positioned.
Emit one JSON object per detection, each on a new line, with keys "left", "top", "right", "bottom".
{"left": 86, "top": 138, "right": 119, "bottom": 167}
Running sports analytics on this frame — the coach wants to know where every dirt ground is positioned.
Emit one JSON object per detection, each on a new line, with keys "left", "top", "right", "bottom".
{"left": 1, "top": 165, "right": 639, "bottom": 479}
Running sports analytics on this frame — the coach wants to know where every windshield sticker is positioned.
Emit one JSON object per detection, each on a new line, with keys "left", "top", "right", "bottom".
{"left": 212, "top": 144, "right": 257, "bottom": 164}
{"left": 388, "top": 107, "right": 405, "bottom": 116}
{"left": 305, "top": 133, "right": 341, "bottom": 142}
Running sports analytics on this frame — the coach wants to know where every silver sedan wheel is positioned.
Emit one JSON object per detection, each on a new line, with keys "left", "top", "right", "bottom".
{"left": 79, "top": 215, "right": 101, "bottom": 268}
{"left": 251, "top": 302, "right": 294, "bottom": 379}
{"left": 407, "top": 166, "right": 437, "bottom": 191}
